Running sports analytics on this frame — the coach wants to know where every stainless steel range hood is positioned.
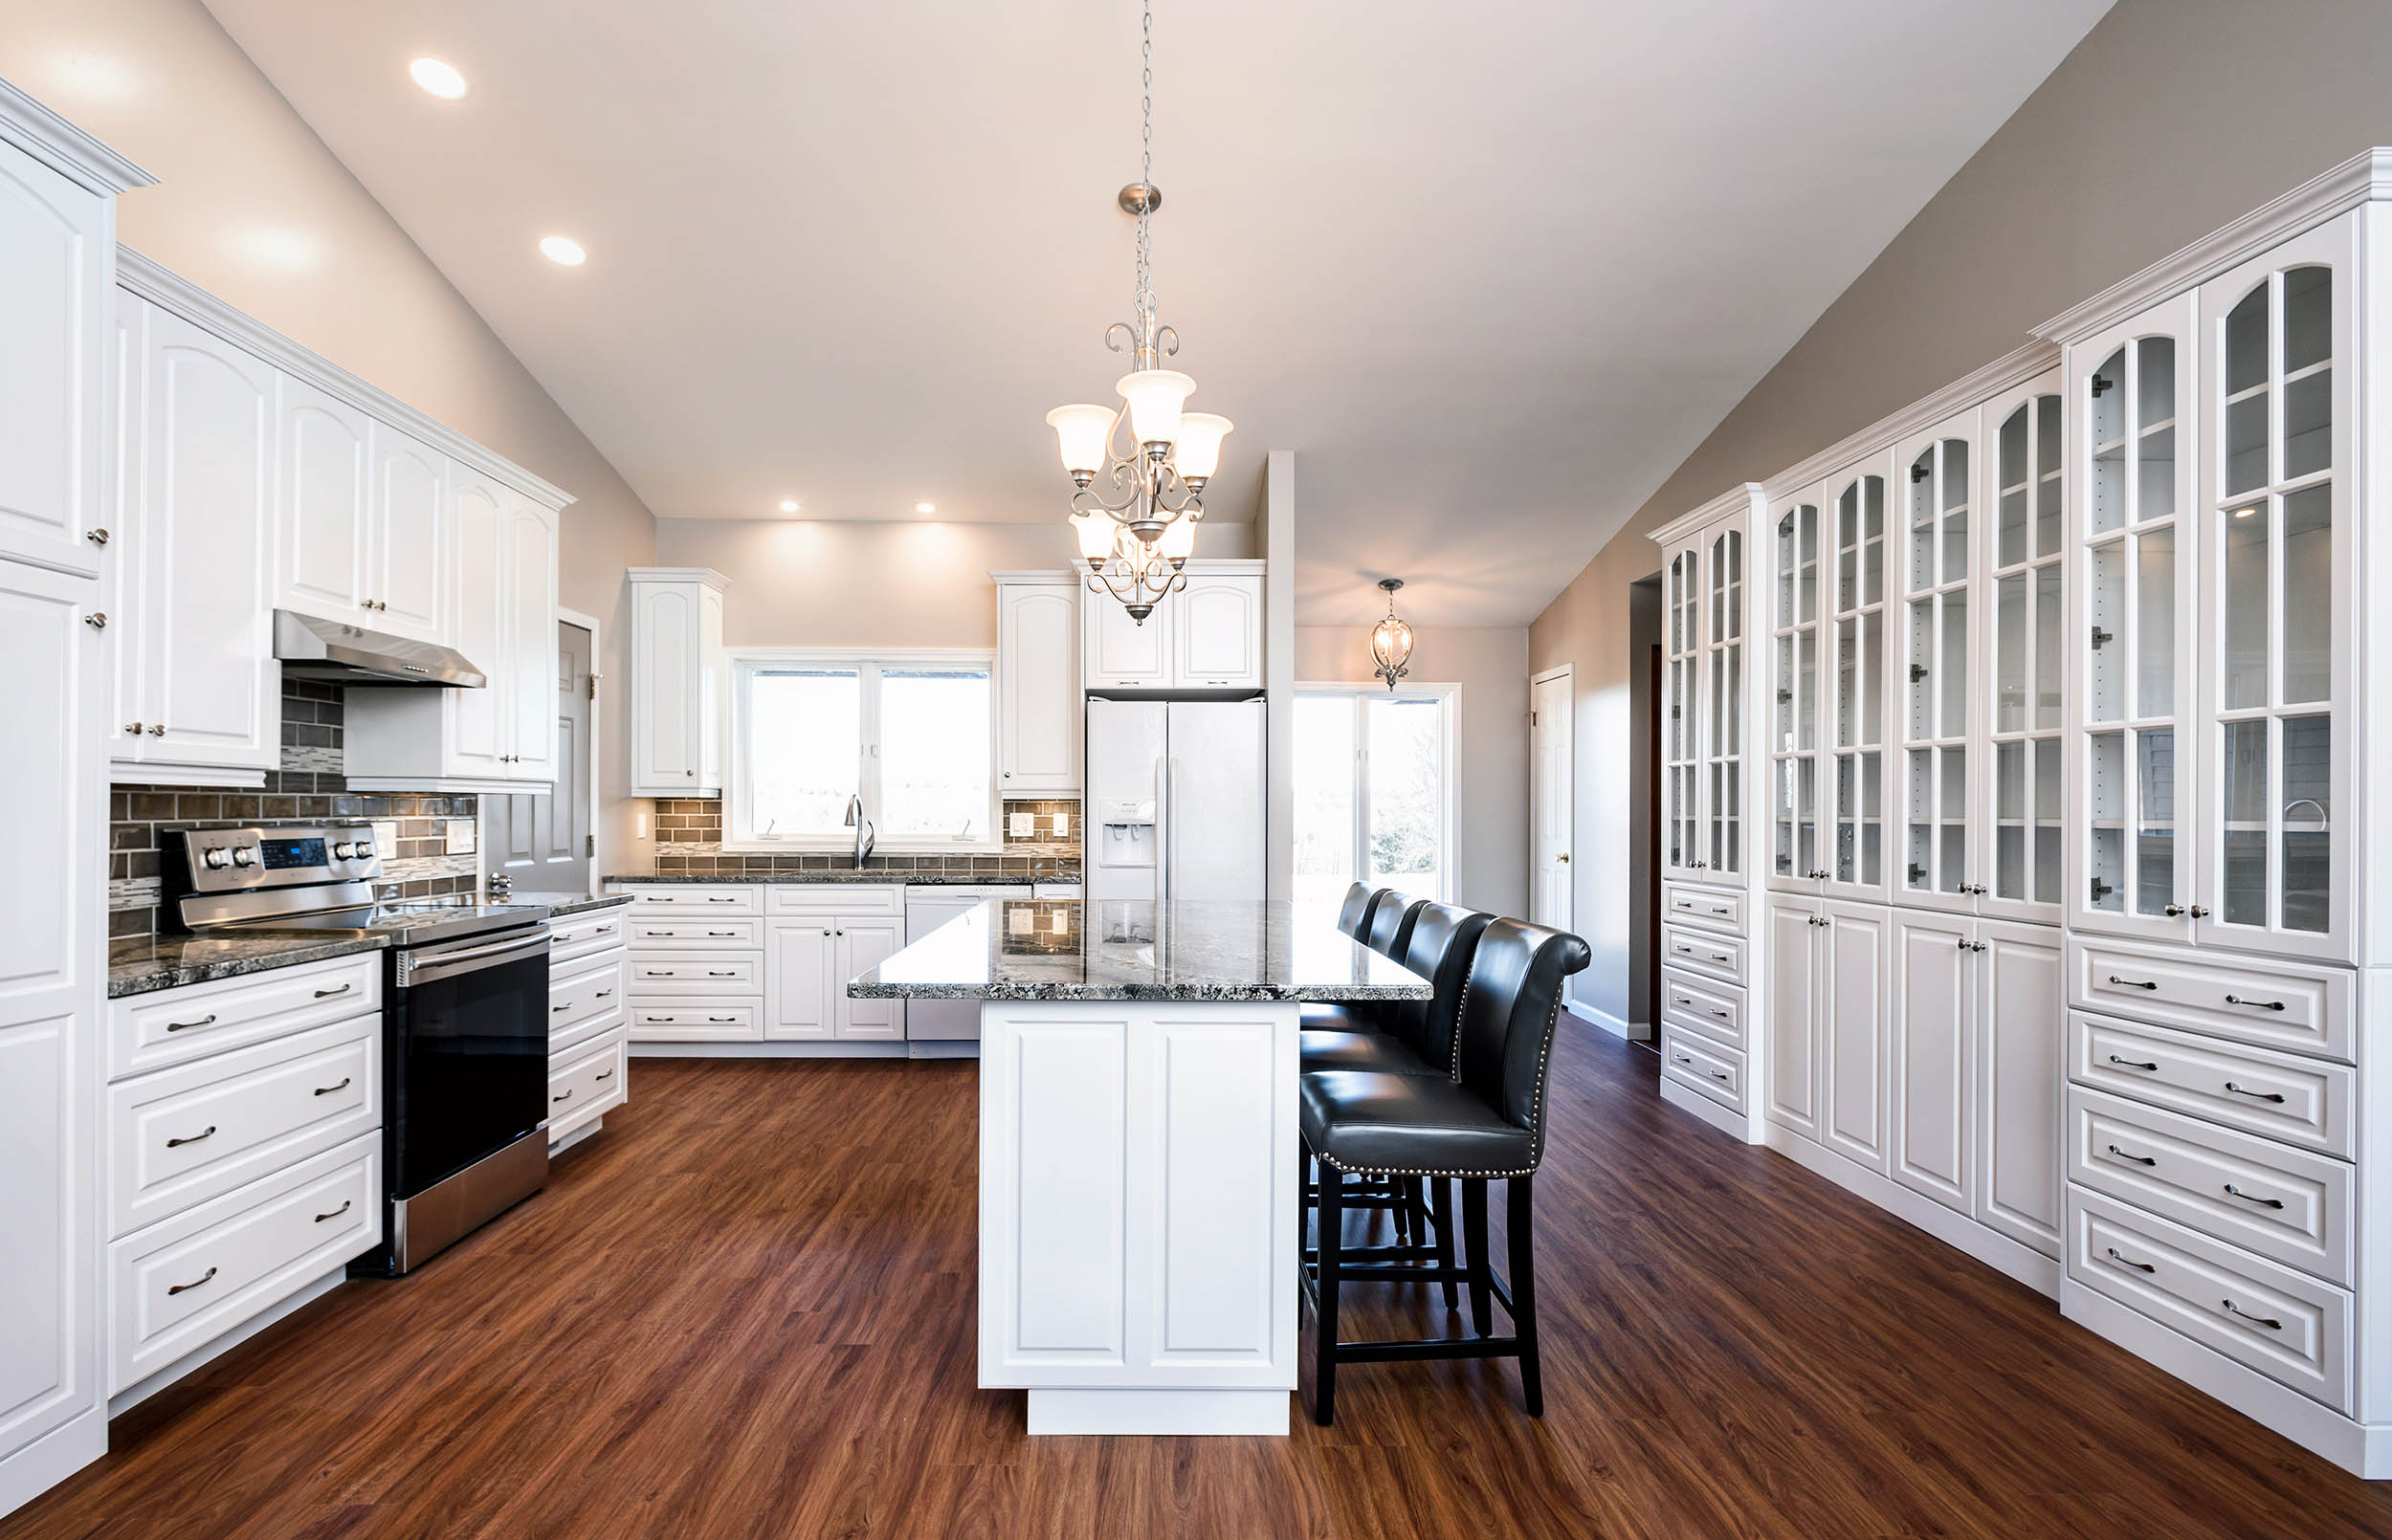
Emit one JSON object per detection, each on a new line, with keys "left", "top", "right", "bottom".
{"left": 274, "top": 610, "right": 486, "bottom": 687}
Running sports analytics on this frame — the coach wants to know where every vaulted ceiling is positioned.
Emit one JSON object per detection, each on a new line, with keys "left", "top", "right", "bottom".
{"left": 204, "top": 0, "right": 2111, "bottom": 625}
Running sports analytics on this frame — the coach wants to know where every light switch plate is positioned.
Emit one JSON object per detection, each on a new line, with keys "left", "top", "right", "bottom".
{"left": 1008, "top": 811, "right": 1035, "bottom": 838}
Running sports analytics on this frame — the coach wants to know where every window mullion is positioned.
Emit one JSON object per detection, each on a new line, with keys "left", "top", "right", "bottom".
{"left": 1353, "top": 695, "right": 1372, "bottom": 885}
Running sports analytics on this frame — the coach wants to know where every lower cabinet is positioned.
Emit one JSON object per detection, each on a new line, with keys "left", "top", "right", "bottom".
{"left": 764, "top": 913, "right": 903, "bottom": 1042}
{"left": 547, "top": 908, "right": 628, "bottom": 1147}
{"left": 1763, "top": 898, "right": 1891, "bottom": 1172}
{"left": 616, "top": 884, "right": 906, "bottom": 1046}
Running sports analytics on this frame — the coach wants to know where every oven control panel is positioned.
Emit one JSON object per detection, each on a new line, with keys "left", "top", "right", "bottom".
{"left": 177, "top": 825, "right": 383, "bottom": 893}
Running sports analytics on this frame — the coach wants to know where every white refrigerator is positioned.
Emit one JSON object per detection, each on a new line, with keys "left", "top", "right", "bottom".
{"left": 1084, "top": 697, "right": 1266, "bottom": 902}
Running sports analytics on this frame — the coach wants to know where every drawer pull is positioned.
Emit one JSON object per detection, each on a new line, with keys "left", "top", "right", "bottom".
{"left": 553, "top": 1089, "right": 574, "bottom": 1103}
{"left": 1673, "top": 996, "right": 1693, "bottom": 1008}
{"left": 2222, "top": 1183, "right": 2284, "bottom": 1209}
{"left": 314, "top": 983, "right": 353, "bottom": 999}
{"left": 552, "top": 1003, "right": 571, "bottom": 1012}
{"left": 2106, "top": 1054, "right": 2159, "bottom": 1072}
{"left": 645, "top": 970, "right": 676, "bottom": 977}
{"left": 707, "top": 970, "right": 738, "bottom": 978}
{"left": 312, "top": 1077, "right": 351, "bottom": 1096}
{"left": 707, "top": 930, "right": 739, "bottom": 937}
{"left": 1672, "top": 1053, "right": 1691, "bottom": 1066}
{"left": 595, "top": 1068, "right": 615, "bottom": 1082}
{"left": 2224, "top": 994, "right": 2286, "bottom": 1012}
{"left": 595, "top": 924, "right": 617, "bottom": 934}
{"left": 1710, "top": 952, "right": 1731, "bottom": 964}
{"left": 595, "top": 989, "right": 615, "bottom": 1000}
{"left": 2107, "top": 976, "right": 2159, "bottom": 991}
{"left": 165, "top": 1013, "right": 218, "bottom": 1033}
{"left": 2221, "top": 1299, "right": 2281, "bottom": 1331}
{"left": 1705, "top": 1069, "right": 1731, "bottom": 1083}
{"left": 166, "top": 1125, "right": 216, "bottom": 1148}
{"left": 2105, "top": 1143, "right": 2156, "bottom": 1167}
{"left": 315, "top": 1199, "right": 352, "bottom": 1223}
{"left": 2223, "top": 1081, "right": 2286, "bottom": 1104}
{"left": 709, "top": 1016, "right": 739, "bottom": 1023}
{"left": 708, "top": 897, "right": 740, "bottom": 904}
{"left": 1711, "top": 1007, "right": 1731, "bottom": 1019}
{"left": 167, "top": 1266, "right": 218, "bottom": 1296}
{"left": 2104, "top": 1247, "right": 2155, "bottom": 1274}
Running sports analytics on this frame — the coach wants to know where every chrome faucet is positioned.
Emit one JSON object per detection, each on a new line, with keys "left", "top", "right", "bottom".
{"left": 844, "top": 795, "right": 875, "bottom": 869}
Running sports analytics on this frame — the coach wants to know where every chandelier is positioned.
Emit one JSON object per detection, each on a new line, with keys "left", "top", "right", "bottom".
{"left": 1370, "top": 579, "right": 1414, "bottom": 691}
{"left": 1045, "top": 0, "right": 1231, "bottom": 625}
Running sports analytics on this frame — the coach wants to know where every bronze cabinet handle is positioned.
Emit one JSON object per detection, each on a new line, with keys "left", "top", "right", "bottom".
{"left": 595, "top": 1069, "right": 615, "bottom": 1082}
{"left": 166, "top": 1125, "right": 216, "bottom": 1148}
{"left": 552, "top": 1003, "right": 571, "bottom": 1012}
{"left": 315, "top": 1199, "right": 352, "bottom": 1223}
{"left": 312, "top": 1078, "right": 351, "bottom": 1096}
{"left": 595, "top": 989, "right": 614, "bottom": 1000}
{"left": 2223, "top": 1081, "right": 2287, "bottom": 1104}
{"left": 315, "top": 983, "right": 352, "bottom": 999}
{"left": 553, "top": 1089, "right": 573, "bottom": 1102}
{"left": 167, "top": 1266, "right": 217, "bottom": 1295}
{"left": 165, "top": 1014, "right": 218, "bottom": 1033}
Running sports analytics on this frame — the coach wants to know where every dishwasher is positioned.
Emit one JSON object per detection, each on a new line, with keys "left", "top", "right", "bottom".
{"left": 902, "top": 885, "right": 1025, "bottom": 1056}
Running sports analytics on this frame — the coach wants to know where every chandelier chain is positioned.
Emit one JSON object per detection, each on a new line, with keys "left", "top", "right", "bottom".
{"left": 1136, "top": 0, "right": 1155, "bottom": 348}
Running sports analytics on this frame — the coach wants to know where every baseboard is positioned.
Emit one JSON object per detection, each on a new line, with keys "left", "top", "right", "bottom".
{"left": 0, "top": 1405, "right": 105, "bottom": 1523}
{"left": 108, "top": 1266, "right": 347, "bottom": 1419}
{"left": 549, "top": 1118, "right": 603, "bottom": 1156}
{"left": 907, "top": 1040, "right": 980, "bottom": 1059}
{"left": 629, "top": 1041, "right": 910, "bottom": 1059}
{"left": 2061, "top": 1280, "right": 2388, "bottom": 1478}
{"left": 1567, "top": 1000, "right": 1650, "bottom": 1041}
{"left": 1761, "top": 1128, "right": 2063, "bottom": 1300}
{"left": 1657, "top": 1078, "right": 1756, "bottom": 1141}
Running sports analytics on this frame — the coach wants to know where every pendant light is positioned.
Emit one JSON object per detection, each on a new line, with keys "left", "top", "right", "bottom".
{"left": 1370, "top": 580, "right": 1414, "bottom": 692}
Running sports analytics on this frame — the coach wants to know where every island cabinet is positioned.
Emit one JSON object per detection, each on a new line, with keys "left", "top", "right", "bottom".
{"left": 546, "top": 905, "right": 630, "bottom": 1151}
{"left": 628, "top": 567, "right": 729, "bottom": 796}
{"left": 993, "top": 572, "right": 1080, "bottom": 793}
{"left": 1081, "top": 559, "right": 1265, "bottom": 692}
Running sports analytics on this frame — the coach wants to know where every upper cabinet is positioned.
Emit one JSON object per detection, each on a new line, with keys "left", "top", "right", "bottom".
{"left": 277, "top": 386, "right": 449, "bottom": 645}
{"left": 1978, "top": 374, "right": 2067, "bottom": 926}
{"left": 628, "top": 568, "right": 728, "bottom": 796}
{"left": 366, "top": 423, "right": 448, "bottom": 642}
{"left": 995, "top": 574, "right": 1080, "bottom": 793}
{"left": 1894, "top": 410, "right": 1980, "bottom": 913}
{"left": 0, "top": 128, "right": 111, "bottom": 579}
{"left": 1655, "top": 489, "right": 1754, "bottom": 889}
{"left": 1081, "top": 560, "right": 1264, "bottom": 692}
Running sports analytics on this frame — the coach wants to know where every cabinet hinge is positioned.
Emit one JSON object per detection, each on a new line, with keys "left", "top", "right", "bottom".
{"left": 2090, "top": 876, "right": 2115, "bottom": 904}
{"left": 2090, "top": 626, "right": 2113, "bottom": 650}
{"left": 587, "top": 834, "right": 596, "bottom": 856}
{"left": 1776, "top": 689, "right": 1792, "bottom": 703}
{"left": 2090, "top": 374, "right": 2115, "bottom": 398}
{"left": 1909, "top": 663, "right": 1929, "bottom": 682}
{"left": 587, "top": 672, "right": 601, "bottom": 701}
{"left": 1908, "top": 863, "right": 1928, "bottom": 885}
{"left": 1530, "top": 710, "right": 1538, "bottom": 726}
{"left": 1911, "top": 463, "right": 1931, "bottom": 483}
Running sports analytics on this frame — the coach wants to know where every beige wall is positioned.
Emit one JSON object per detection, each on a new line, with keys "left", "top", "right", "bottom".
{"left": 2, "top": 0, "right": 659, "bottom": 870}
{"left": 1528, "top": 0, "right": 2392, "bottom": 1023}
{"left": 654, "top": 518, "right": 1254, "bottom": 649}
{"left": 1295, "top": 627, "right": 1528, "bottom": 920}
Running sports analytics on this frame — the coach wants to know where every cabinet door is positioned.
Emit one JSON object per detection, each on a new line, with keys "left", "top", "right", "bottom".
{"left": 1820, "top": 900, "right": 1890, "bottom": 1172}
{"left": 1762, "top": 900, "right": 1820, "bottom": 1138}
{"left": 1083, "top": 577, "right": 1170, "bottom": 688}
{"left": 0, "top": 561, "right": 100, "bottom": 1478}
{"left": 1890, "top": 910, "right": 1971, "bottom": 1211}
{"left": 366, "top": 426, "right": 446, "bottom": 643}
{"left": 1895, "top": 418, "right": 1977, "bottom": 913}
{"left": 1700, "top": 522, "right": 1747, "bottom": 882}
{"left": 1661, "top": 538, "right": 1704, "bottom": 882}
{"left": 1766, "top": 491, "right": 1825, "bottom": 893}
{"left": 2193, "top": 219, "right": 2353, "bottom": 963}
{"left": 0, "top": 134, "right": 109, "bottom": 579}
{"left": 1980, "top": 374, "right": 2068, "bottom": 925}
{"left": 2071, "top": 293, "right": 2196, "bottom": 942}
{"left": 275, "top": 376, "right": 368, "bottom": 621}
{"left": 764, "top": 922, "right": 833, "bottom": 1040}
{"left": 443, "top": 470, "right": 506, "bottom": 778}
{"left": 1821, "top": 457, "right": 1892, "bottom": 903}
{"left": 1171, "top": 572, "right": 1261, "bottom": 689}
{"left": 137, "top": 306, "right": 277, "bottom": 772}
{"left": 834, "top": 919, "right": 905, "bottom": 1040}
{"left": 502, "top": 495, "right": 557, "bottom": 781}
{"left": 999, "top": 583, "right": 1081, "bottom": 792}
{"left": 1974, "top": 918, "right": 2062, "bottom": 1257}
{"left": 108, "top": 296, "right": 144, "bottom": 750}
{"left": 631, "top": 581, "right": 698, "bottom": 792}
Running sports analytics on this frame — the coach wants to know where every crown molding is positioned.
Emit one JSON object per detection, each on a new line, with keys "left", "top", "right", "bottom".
{"left": 1650, "top": 482, "right": 1765, "bottom": 546}
{"left": 0, "top": 78, "right": 153, "bottom": 194}
{"left": 626, "top": 567, "right": 730, "bottom": 589}
{"left": 1760, "top": 340, "right": 2059, "bottom": 505}
{"left": 2035, "top": 146, "right": 2392, "bottom": 345}
{"left": 116, "top": 245, "right": 577, "bottom": 513}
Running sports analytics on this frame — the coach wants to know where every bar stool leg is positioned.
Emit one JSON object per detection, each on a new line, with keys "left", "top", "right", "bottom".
{"left": 1508, "top": 1172, "right": 1542, "bottom": 1417}
{"left": 1432, "top": 1177, "right": 1458, "bottom": 1310}
{"left": 1462, "top": 1178, "right": 1492, "bottom": 1336}
{"left": 1314, "top": 1167, "right": 1344, "bottom": 1425}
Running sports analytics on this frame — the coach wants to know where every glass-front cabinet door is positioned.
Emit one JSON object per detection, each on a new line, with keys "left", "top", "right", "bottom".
{"left": 1823, "top": 456, "right": 1892, "bottom": 902}
{"left": 1896, "top": 417, "right": 1978, "bottom": 913}
{"left": 2070, "top": 294, "right": 2197, "bottom": 941}
{"left": 1768, "top": 490, "right": 1824, "bottom": 892}
{"left": 2193, "top": 218, "right": 2353, "bottom": 962}
{"left": 1700, "top": 521, "right": 1746, "bottom": 883}
{"left": 1662, "top": 534, "right": 1706, "bottom": 883}
{"left": 1979, "top": 373, "right": 2067, "bottom": 926}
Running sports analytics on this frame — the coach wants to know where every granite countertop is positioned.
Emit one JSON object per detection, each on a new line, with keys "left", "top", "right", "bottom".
{"left": 109, "top": 933, "right": 391, "bottom": 999}
{"left": 850, "top": 899, "right": 1431, "bottom": 1002}
{"left": 511, "top": 891, "right": 633, "bottom": 916}
{"left": 606, "top": 871, "right": 1067, "bottom": 887}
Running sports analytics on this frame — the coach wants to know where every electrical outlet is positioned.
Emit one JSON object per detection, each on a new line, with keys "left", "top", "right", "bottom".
{"left": 1008, "top": 811, "right": 1035, "bottom": 838}
{"left": 635, "top": 809, "right": 651, "bottom": 838}
{"left": 1046, "top": 813, "right": 1069, "bottom": 836}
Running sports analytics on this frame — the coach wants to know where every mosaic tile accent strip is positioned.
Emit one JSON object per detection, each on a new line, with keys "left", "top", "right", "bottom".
{"left": 641, "top": 797, "right": 1081, "bottom": 881}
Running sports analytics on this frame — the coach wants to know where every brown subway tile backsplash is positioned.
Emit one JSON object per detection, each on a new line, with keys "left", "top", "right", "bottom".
{"left": 632, "top": 795, "right": 1080, "bottom": 881}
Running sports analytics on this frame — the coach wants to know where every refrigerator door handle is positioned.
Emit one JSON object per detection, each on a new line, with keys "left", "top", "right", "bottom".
{"left": 1154, "top": 752, "right": 1169, "bottom": 901}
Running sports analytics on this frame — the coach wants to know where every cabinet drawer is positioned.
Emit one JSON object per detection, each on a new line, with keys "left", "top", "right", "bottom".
{"left": 612, "top": 885, "right": 759, "bottom": 915}
{"left": 767, "top": 884, "right": 903, "bottom": 915}
{"left": 549, "top": 956, "right": 626, "bottom": 1052}
{"left": 108, "top": 1015, "right": 379, "bottom": 1239}
{"left": 1664, "top": 883, "right": 1744, "bottom": 935}
{"left": 108, "top": 1133, "right": 381, "bottom": 1394}
{"left": 2069, "top": 1188, "right": 2350, "bottom": 1412}
{"left": 111, "top": 955, "right": 382, "bottom": 1081}
{"left": 1660, "top": 1025, "right": 1745, "bottom": 1111}
{"left": 627, "top": 952, "right": 759, "bottom": 996}
{"left": 2069, "top": 1087, "right": 2351, "bottom": 1287}
{"left": 629, "top": 999, "right": 761, "bottom": 1041}
{"left": 549, "top": 909, "right": 628, "bottom": 964}
{"left": 626, "top": 916, "right": 763, "bottom": 948}
{"left": 547, "top": 1036, "right": 626, "bottom": 1131}
{"left": 2069, "top": 1013, "right": 2351, "bottom": 1158}
{"left": 1662, "top": 925, "right": 1744, "bottom": 986}
{"left": 1660, "top": 969, "right": 1744, "bottom": 1049}
{"left": 2069, "top": 937, "right": 2351, "bottom": 1063}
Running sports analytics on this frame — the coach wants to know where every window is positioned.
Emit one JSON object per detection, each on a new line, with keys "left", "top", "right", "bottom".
{"left": 1293, "top": 685, "right": 1457, "bottom": 904}
{"left": 729, "top": 652, "right": 996, "bottom": 849}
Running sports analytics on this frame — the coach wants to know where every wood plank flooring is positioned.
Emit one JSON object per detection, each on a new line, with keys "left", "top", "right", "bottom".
{"left": 10, "top": 1028, "right": 2391, "bottom": 1539}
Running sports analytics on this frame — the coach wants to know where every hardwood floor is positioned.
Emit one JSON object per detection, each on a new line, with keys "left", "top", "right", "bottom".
{"left": 11, "top": 1027, "right": 2391, "bottom": 1539}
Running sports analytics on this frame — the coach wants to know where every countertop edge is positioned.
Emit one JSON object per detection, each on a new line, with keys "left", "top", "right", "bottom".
{"left": 604, "top": 873, "right": 1074, "bottom": 887}
{"left": 514, "top": 891, "right": 633, "bottom": 916}
{"left": 846, "top": 982, "right": 1433, "bottom": 1002}
{"left": 107, "top": 934, "right": 393, "bottom": 999}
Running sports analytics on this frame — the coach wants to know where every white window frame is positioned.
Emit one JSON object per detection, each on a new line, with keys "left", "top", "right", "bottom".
{"left": 724, "top": 648, "right": 1001, "bottom": 853}
{"left": 1294, "top": 680, "right": 1461, "bottom": 904}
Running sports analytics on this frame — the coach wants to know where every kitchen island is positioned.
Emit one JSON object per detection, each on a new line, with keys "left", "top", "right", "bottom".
{"left": 853, "top": 898, "right": 1429, "bottom": 1435}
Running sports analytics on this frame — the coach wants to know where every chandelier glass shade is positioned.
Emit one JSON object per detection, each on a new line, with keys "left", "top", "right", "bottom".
{"left": 1370, "top": 579, "right": 1414, "bottom": 691}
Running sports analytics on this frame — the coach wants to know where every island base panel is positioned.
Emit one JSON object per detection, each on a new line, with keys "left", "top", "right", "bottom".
{"left": 1026, "top": 1388, "right": 1290, "bottom": 1437}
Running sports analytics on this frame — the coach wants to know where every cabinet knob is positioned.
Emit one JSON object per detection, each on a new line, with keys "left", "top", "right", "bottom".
{"left": 83, "top": 611, "right": 105, "bottom": 629}
{"left": 85, "top": 527, "right": 108, "bottom": 545}
{"left": 124, "top": 722, "right": 143, "bottom": 735}
{"left": 149, "top": 724, "right": 166, "bottom": 737}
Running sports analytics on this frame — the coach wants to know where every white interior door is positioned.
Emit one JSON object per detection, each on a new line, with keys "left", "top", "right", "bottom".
{"left": 1531, "top": 670, "right": 1572, "bottom": 937}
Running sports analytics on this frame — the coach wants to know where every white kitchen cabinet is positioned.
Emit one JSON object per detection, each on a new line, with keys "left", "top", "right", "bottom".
{"left": 1762, "top": 898, "right": 1820, "bottom": 1138}
{"left": 1657, "top": 493, "right": 1755, "bottom": 889}
{"left": 1894, "top": 412, "right": 1980, "bottom": 913}
{"left": 995, "top": 574, "right": 1080, "bottom": 793}
{"left": 764, "top": 920, "right": 835, "bottom": 1041}
{"left": 112, "top": 297, "right": 278, "bottom": 785}
{"left": 628, "top": 568, "right": 728, "bottom": 796}
{"left": 1892, "top": 909, "right": 1973, "bottom": 1210}
{"left": 835, "top": 920, "right": 904, "bottom": 1041}
{"left": 365, "top": 422, "right": 447, "bottom": 643}
{"left": 502, "top": 495, "right": 557, "bottom": 782}
{"left": 1979, "top": 373, "right": 2068, "bottom": 925}
{"left": 0, "top": 125, "right": 115, "bottom": 581}
{"left": 1082, "top": 559, "right": 1264, "bottom": 692}
{"left": 1820, "top": 900, "right": 1891, "bottom": 1172}
{"left": 1660, "top": 529, "right": 1704, "bottom": 884}
{"left": 1082, "top": 577, "right": 1171, "bottom": 688}
{"left": 274, "top": 387, "right": 449, "bottom": 646}
{"left": 1766, "top": 486, "right": 1825, "bottom": 892}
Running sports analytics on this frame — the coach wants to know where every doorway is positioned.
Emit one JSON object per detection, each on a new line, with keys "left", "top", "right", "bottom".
{"left": 484, "top": 616, "right": 596, "bottom": 895}
{"left": 1529, "top": 667, "right": 1573, "bottom": 973}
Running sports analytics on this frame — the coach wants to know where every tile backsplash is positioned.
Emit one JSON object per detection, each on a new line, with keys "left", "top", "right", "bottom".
{"left": 109, "top": 679, "right": 480, "bottom": 938}
{"left": 644, "top": 797, "right": 1082, "bottom": 880}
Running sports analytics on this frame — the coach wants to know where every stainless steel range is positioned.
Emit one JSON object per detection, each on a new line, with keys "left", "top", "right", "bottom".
{"left": 163, "top": 825, "right": 555, "bottom": 1275}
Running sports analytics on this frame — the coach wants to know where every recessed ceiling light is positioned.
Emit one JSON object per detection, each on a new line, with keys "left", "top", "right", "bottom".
{"left": 408, "top": 57, "right": 468, "bottom": 99}
{"left": 539, "top": 235, "right": 587, "bottom": 267}
{"left": 915, "top": 501, "right": 937, "bottom": 514}
{"left": 778, "top": 498, "right": 800, "bottom": 514}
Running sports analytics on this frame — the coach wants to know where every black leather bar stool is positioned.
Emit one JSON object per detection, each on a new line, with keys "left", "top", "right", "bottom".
{"left": 1298, "top": 918, "right": 1591, "bottom": 1423}
{"left": 1301, "top": 885, "right": 1391, "bottom": 1033}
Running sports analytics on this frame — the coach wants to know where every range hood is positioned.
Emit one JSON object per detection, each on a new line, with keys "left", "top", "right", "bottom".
{"left": 273, "top": 610, "right": 486, "bottom": 688}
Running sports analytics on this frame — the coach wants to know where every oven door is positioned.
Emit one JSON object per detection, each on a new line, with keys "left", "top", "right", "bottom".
{"left": 389, "top": 925, "right": 552, "bottom": 1198}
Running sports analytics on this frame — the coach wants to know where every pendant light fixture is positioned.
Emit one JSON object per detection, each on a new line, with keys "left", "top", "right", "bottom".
{"left": 1369, "top": 579, "right": 1414, "bottom": 692}
{"left": 1045, "top": 0, "right": 1231, "bottom": 625}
